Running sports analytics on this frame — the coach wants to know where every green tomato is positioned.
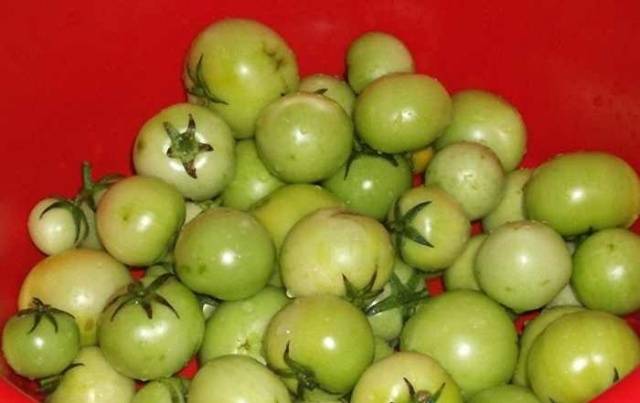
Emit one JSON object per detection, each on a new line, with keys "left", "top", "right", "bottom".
{"left": 264, "top": 295, "right": 374, "bottom": 396}
{"left": 47, "top": 347, "right": 135, "bottom": 403}
{"left": 133, "top": 103, "right": 235, "bottom": 201}
{"left": 132, "top": 377, "right": 189, "bottom": 403}
{"left": 323, "top": 153, "right": 412, "bottom": 220}
{"left": 572, "top": 228, "right": 640, "bottom": 315}
{"left": 354, "top": 73, "right": 452, "bottom": 154}
{"left": 280, "top": 208, "right": 394, "bottom": 299}
{"left": 443, "top": 234, "right": 486, "bottom": 291}
{"left": 296, "top": 389, "right": 346, "bottom": 403}
{"left": 483, "top": 169, "right": 532, "bottom": 232}
{"left": 366, "top": 258, "right": 426, "bottom": 341}
{"left": 97, "top": 175, "right": 185, "bottom": 266}
{"left": 255, "top": 92, "right": 353, "bottom": 183}
{"left": 299, "top": 74, "right": 356, "bottom": 116}
{"left": 513, "top": 306, "right": 584, "bottom": 387}
{"left": 2, "top": 299, "right": 80, "bottom": 379}
{"left": 475, "top": 221, "right": 572, "bottom": 312}
{"left": 389, "top": 186, "right": 470, "bottom": 272}
{"left": 346, "top": 32, "right": 415, "bottom": 94}
{"left": 527, "top": 311, "right": 640, "bottom": 403}
{"left": 199, "top": 286, "right": 289, "bottom": 364}
{"left": 425, "top": 142, "right": 505, "bottom": 220}
{"left": 221, "top": 139, "right": 285, "bottom": 210}
{"left": 435, "top": 89, "right": 527, "bottom": 172}
{"left": 544, "top": 283, "right": 582, "bottom": 309}
{"left": 467, "top": 385, "right": 540, "bottom": 403}
{"left": 524, "top": 152, "right": 640, "bottom": 237}
{"left": 401, "top": 290, "right": 518, "bottom": 396}
{"left": 28, "top": 198, "right": 88, "bottom": 256}
{"left": 183, "top": 198, "right": 221, "bottom": 226}
{"left": 98, "top": 274, "right": 205, "bottom": 380}
{"left": 251, "top": 184, "right": 344, "bottom": 250}
{"left": 175, "top": 207, "right": 275, "bottom": 300}
{"left": 184, "top": 18, "right": 299, "bottom": 138}
{"left": 18, "top": 249, "right": 132, "bottom": 346}
{"left": 188, "top": 355, "right": 292, "bottom": 403}
{"left": 350, "top": 352, "right": 463, "bottom": 403}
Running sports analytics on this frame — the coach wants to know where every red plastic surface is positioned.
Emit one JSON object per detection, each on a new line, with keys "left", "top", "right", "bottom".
{"left": 1, "top": 0, "right": 639, "bottom": 401}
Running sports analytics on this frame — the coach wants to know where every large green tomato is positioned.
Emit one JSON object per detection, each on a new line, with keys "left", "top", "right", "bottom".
{"left": 483, "top": 168, "right": 532, "bottom": 232}
{"left": 221, "top": 139, "right": 284, "bottom": 210}
{"left": 512, "top": 306, "right": 584, "bottom": 387}
{"left": 299, "top": 74, "right": 356, "bottom": 116}
{"left": 425, "top": 142, "right": 505, "bottom": 220}
{"left": 280, "top": 208, "right": 394, "bottom": 299}
{"left": 346, "top": 32, "right": 415, "bottom": 94}
{"left": 133, "top": 103, "right": 235, "bottom": 201}
{"left": 251, "top": 184, "right": 343, "bottom": 250}
{"left": 184, "top": 18, "right": 299, "bottom": 138}
{"left": 524, "top": 152, "right": 640, "bottom": 237}
{"left": 97, "top": 175, "right": 185, "bottom": 266}
{"left": 47, "top": 347, "right": 136, "bottom": 403}
{"left": 199, "top": 286, "right": 289, "bottom": 364}
{"left": 389, "top": 186, "right": 470, "bottom": 272}
{"left": 351, "top": 352, "right": 463, "bottom": 403}
{"left": 354, "top": 73, "right": 452, "bottom": 153}
{"left": 435, "top": 89, "right": 527, "bottom": 172}
{"left": 188, "top": 355, "right": 291, "bottom": 403}
{"left": 264, "top": 295, "right": 374, "bottom": 396}
{"left": 401, "top": 290, "right": 518, "bottom": 396}
{"left": 443, "top": 234, "right": 486, "bottom": 291}
{"left": 572, "top": 228, "right": 640, "bottom": 315}
{"left": 98, "top": 274, "right": 205, "bottom": 380}
{"left": 323, "top": 153, "right": 412, "bottom": 220}
{"left": 175, "top": 208, "right": 275, "bottom": 300}
{"left": 467, "top": 385, "right": 539, "bottom": 403}
{"left": 18, "top": 249, "right": 132, "bottom": 346}
{"left": 132, "top": 377, "right": 189, "bottom": 403}
{"left": 474, "top": 221, "right": 572, "bottom": 312}
{"left": 527, "top": 311, "right": 640, "bottom": 403}
{"left": 366, "top": 258, "right": 426, "bottom": 341}
{"left": 2, "top": 299, "right": 80, "bottom": 379}
{"left": 255, "top": 92, "right": 353, "bottom": 183}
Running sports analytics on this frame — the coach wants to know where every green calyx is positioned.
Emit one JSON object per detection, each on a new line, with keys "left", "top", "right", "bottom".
{"left": 396, "top": 378, "right": 445, "bottom": 403}
{"left": 343, "top": 272, "right": 383, "bottom": 310}
{"left": 186, "top": 54, "right": 228, "bottom": 106}
{"left": 77, "top": 161, "right": 122, "bottom": 211}
{"left": 364, "top": 272, "right": 428, "bottom": 318}
{"left": 17, "top": 297, "right": 74, "bottom": 334}
{"left": 40, "top": 198, "right": 88, "bottom": 244}
{"left": 344, "top": 138, "right": 399, "bottom": 179}
{"left": 389, "top": 201, "right": 434, "bottom": 251}
{"left": 164, "top": 113, "right": 214, "bottom": 179}
{"left": 272, "top": 342, "right": 324, "bottom": 399}
{"left": 105, "top": 273, "right": 179, "bottom": 321}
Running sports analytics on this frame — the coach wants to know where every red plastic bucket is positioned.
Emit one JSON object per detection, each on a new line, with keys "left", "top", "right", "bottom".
{"left": 1, "top": 0, "right": 639, "bottom": 401}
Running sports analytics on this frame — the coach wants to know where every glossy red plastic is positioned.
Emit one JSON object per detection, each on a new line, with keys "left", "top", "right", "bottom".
{"left": 1, "top": 0, "right": 639, "bottom": 401}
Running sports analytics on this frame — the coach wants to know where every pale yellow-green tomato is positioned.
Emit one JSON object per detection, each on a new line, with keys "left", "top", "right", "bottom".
{"left": 47, "top": 347, "right": 135, "bottom": 403}
{"left": 300, "top": 74, "right": 356, "bottom": 116}
{"left": 483, "top": 168, "right": 532, "bottom": 232}
{"left": 184, "top": 18, "right": 299, "bottom": 138}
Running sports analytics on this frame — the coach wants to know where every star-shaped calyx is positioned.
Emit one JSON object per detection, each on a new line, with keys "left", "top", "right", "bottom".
{"left": 164, "top": 113, "right": 214, "bottom": 179}
{"left": 105, "top": 273, "right": 179, "bottom": 321}
{"left": 364, "top": 271, "right": 428, "bottom": 318}
{"left": 17, "top": 297, "right": 74, "bottom": 334}
{"left": 271, "top": 342, "right": 325, "bottom": 399}
{"left": 343, "top": 138, "right": 399, "bottom": 179}
{"left": 388, "top": 200, "right": 434, "bottom": 252}
{"left": 186, "top": 54, "right": 228, "bottom": 106}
